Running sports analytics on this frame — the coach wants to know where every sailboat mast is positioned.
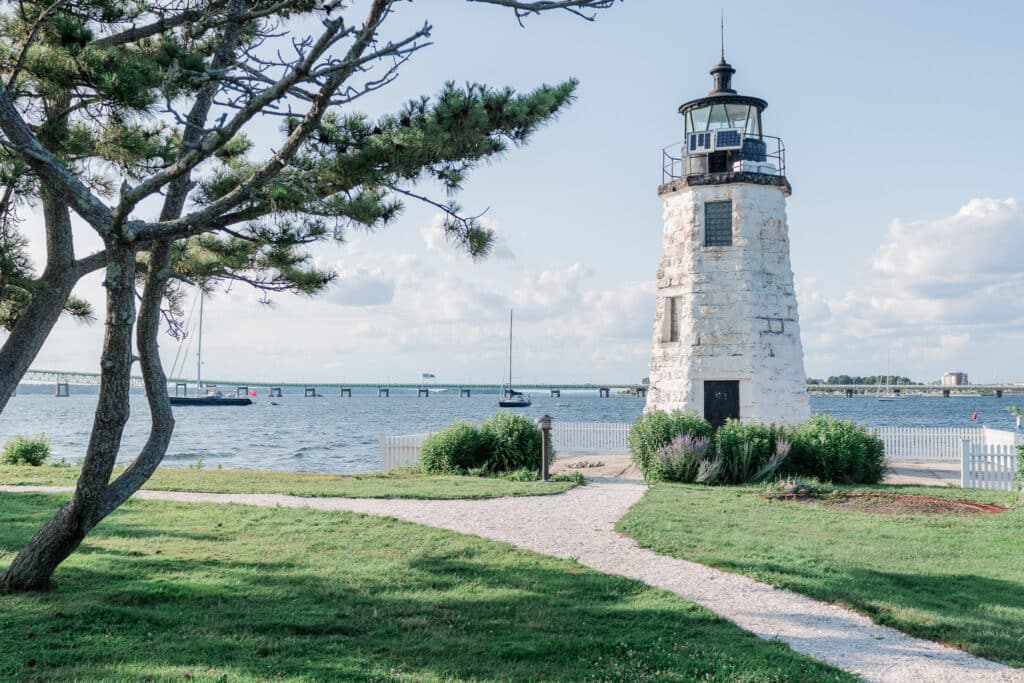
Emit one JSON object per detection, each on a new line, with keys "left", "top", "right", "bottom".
{"left": 197, "top": 291, "right": 204, "bottom": 389}
{"left": 508, "top": 308, "right": 513, "bottom": 392}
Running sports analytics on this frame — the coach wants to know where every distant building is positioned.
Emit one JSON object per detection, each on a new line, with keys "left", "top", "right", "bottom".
{"left": 941, "top": 372, "right": 968, "bottom": 386}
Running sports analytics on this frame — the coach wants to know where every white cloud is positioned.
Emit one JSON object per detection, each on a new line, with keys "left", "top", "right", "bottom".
{"left": 799, "top": 197, "right": 1024, "bottom": 381}
{"left": 328, "top": 265, "right": 395, "bottom": 306}
{"left": 13, "top": 211, "right": 651, "bottom": 383}
{"left": 873, "top": 198, "right": 1021, "bottom": 299}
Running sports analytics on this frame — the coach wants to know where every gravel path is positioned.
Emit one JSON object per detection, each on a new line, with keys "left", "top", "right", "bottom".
{"left": 4, "top": 482, "right": 1021, "bottom": 682}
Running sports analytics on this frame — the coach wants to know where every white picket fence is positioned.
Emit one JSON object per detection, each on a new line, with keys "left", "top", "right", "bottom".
{"left": 379, "top": 432, "right": 432, "bottom": 472}
{"left": 380, "top": 422, "right": 1022, "bottom": 476}
{"left": 874, "top": 427, "right": 985, "bottom": 462}
{"left": 551, "top": 421, "right": 631, "bottom": 456}
{"left": 379, "top": 421, "right": 631, "bottom": 471}
{"left": 961, "top": 441, "right": 1020, "bottom": 491}
{"left": 982, "top": 426, "right": 1024, "bottom": 448}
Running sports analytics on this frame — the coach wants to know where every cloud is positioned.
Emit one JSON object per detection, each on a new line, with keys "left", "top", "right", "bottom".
{"left": 799, "top": 197, "right": 1024, "bottom": 381}
{"left": 872, "top": 198, "right": 1021, "bottom": 299}
{"left": 14, "top": 209, "right": 652, "bottom": 383}
{"left": 328, "top": 265, "right": 395, "bottom": 306}
{"left": 289, "top": 246, "right": 653, "bottom": 380}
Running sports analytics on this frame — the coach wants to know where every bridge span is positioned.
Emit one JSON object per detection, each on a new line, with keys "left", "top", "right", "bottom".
{"left": 19, "top": 370, "right": 1020, "bottom": 398}
{"left": 21, "top": 369, "right": 648, "bottom": 396}
{"left": 806, "top": 384, "right": 1020, "bottom": 397}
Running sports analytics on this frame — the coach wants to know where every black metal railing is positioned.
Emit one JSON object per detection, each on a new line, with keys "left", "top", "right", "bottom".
{"left": 662, "top": 134, "right": 786, "bottom": 184}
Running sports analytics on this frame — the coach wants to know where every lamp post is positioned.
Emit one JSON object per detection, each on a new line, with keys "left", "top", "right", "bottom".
{"left": 537, "top": 415, "right": 551, "bottom": 482}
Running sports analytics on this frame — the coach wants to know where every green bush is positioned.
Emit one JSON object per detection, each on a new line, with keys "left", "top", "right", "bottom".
{"left": 480, "top": 412, "right": 548, "bottom": 473}
{"left": 2, "top": 434, "right": 51, "bottom": 466}
{"left": 648, "top": 433, "right": 712, "bottom": 483}
{"left": 419, "top": 421, "right": 488, "bottom": 474}
{"left": 712, "top": 420, "right": 777, "bottom": 484}
{"left": 782, "top": 415, "right": 885, "bottom": 484}
{"left": 629, "top": 411, "right": 712, "bottom": 480}
{"left": 631, "top": 411, "right": 883, "bottom": 486}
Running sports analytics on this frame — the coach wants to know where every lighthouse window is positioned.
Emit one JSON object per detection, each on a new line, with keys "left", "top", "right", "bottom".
{"left": 726, "top": 104, "right": 751, "bottom": 130}
{"left": 687, "top": 106, "right": 711, "bottom": 134}
{"left": 746, "top": 109, "right": 761, "bottom": 136}
{"left": 704, "top": 201, "right": 733, "bottom": 247}
{"left": 707, "top": 104, "right": 730, "bottom": 130}
{"left": 667, "top": 296, "right": 681, "bottom": 342}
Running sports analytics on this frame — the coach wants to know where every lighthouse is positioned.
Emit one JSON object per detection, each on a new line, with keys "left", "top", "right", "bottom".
{"left": 645, "top": 53, "right": 811, "bottom": 427}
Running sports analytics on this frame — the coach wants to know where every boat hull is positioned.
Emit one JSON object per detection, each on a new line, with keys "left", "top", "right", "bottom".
{"left": 498, "top": 400, "right": 531, "bottom": 408}
{"left": 169, "top": 397, "right": 253, "bottom": 406}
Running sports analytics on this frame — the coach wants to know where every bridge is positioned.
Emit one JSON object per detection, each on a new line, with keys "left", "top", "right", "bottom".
{"left": 20, "top": 369, "right": 649, "bottom": 397}
{"left": 19, "top": 370, "right": 1020, "bottom": 398}
{"left": 806, "top": 384, "right": 1021, "bottom": 397}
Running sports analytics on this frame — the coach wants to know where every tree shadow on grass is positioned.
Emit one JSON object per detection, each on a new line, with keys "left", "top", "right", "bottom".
{"left": 714, "top": 558, "right": 1024, "bottom": 668}
{"left": 0, "top": 494, "right": 853, "bottom": 682}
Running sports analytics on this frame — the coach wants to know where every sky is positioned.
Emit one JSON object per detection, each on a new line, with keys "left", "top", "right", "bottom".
{"left": 8, "top": 0, "right": 1024, "bottom": 385}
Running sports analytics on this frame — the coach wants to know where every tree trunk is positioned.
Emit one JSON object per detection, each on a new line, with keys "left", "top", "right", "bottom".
{"left": 1, "top": 242, "right": 136, "bottom": 592}
{"left": 0, "top": 194, "right": 78, "bottom": 413}
{"left": 101, "top": 240, "right": 176, "bottom": 515}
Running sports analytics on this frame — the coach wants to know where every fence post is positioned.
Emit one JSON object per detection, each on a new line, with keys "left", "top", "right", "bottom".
{"left": 537, "top": 415, "right": 551, "bottom": 482}
{"left": 960, "top": 439, "right": 970, "bottom": 489}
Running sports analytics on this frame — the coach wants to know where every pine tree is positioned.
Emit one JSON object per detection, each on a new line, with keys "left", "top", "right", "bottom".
{"left": 0, "top": 0, "right": 620, "bottom": 591}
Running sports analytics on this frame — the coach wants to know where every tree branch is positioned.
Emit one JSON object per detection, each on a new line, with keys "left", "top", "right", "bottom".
{"left": 130, "top": 0, "right": 408, "bottom": 242}
{"left": 0, "top": 87, "right": 114, "bottom": 234}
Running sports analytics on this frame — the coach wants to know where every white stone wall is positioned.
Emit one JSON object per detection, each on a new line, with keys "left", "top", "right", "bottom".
{"left": 645, "top": 182, "right": 811, "bottom": 425}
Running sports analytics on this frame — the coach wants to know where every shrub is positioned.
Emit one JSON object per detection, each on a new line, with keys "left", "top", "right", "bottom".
{"left": 480, "top": 412, "right": 548, "bottom": 472}
{"left": 782, "top": 415, "right": 885, "bottom": 484}
{"left": 2, "top": 434, "right": 51, "bottom": 466}
{"left": 629, "top": 411, "right": 712, "bottom": 480}
{"left": 419, "top": 421, "right": 488, "bottom": 474}
{"left": 712, "top": 420, "right": 777, "bottom": 484}
{"left": 649, "top": 433, "right": 711, "bottom": 482}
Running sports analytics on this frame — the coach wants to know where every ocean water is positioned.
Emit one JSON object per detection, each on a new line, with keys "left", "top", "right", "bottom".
{"left": 2, "top": 384, "right": 1020, "bottom": 473}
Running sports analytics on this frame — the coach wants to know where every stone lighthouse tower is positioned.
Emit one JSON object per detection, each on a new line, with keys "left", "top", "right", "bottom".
{"left": 645, "top": 54, "right": 810, "bottom": 426}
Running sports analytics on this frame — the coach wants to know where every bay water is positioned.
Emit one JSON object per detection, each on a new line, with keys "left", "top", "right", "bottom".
{"left": 2, "top": 384, "right": 1020, "bottom": 473}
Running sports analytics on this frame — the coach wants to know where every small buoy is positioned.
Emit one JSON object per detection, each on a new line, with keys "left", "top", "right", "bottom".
{"left": 250, "top": 390, "right": 257, "bottom": 397}
{"left": 971, "top": 410, "right": 978, "bottom": 421}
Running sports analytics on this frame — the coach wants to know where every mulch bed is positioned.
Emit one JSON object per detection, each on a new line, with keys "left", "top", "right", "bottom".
{"left": 775, "top": 492, "right": 1009, "bottom": 516}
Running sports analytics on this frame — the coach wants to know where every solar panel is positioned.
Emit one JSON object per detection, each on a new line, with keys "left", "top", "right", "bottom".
{"left": 715, "top": 129, "right": 742, "bottom": 149}
{"left": 687, "top": 132, "right": 714, "bottom": 153}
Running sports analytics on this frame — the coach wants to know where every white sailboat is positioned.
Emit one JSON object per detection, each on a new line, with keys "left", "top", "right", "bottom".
{"left": 876, "top": 348, "right": 905, "bottom": 401}
{"left": 498, "top": 309, "right": 531, "bottom": 408}
{"left": 169, "top": 291, "right": 252, "bottom": 407}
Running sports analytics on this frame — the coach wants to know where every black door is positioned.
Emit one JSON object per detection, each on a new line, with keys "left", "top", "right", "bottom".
{"left": 704, "top": 381, "right": 740, "bottom": 429}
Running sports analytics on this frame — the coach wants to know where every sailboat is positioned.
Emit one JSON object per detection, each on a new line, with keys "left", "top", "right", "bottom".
{"left": 498, "top": 309, "right": 531, "bottom": 408}
{"left": 169, "top": 291, "right": 253, "bottom": 407}
{"left": 876, "top": 348, "right": 905, "bottom": 402}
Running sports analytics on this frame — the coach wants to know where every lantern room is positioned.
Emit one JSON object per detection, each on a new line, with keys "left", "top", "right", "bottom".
{"left": 662, "top": 59, "right": 786, "bottom": 184}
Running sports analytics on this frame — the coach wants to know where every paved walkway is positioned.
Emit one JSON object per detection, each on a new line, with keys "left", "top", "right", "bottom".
{"left": 884, "top": 461, "right": 960, "bottom": 487}
{"left": 3, "top": 483, "right": 1020, "bottom": 682}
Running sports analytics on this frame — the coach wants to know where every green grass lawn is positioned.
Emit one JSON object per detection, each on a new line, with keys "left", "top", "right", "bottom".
{"left": 0, "top": 493, "right": 851, "bottom": 682}
{"left": 617, "top": 483, "right": 1024, "bottom": 667}
{"left": 0, "top": 464, "right": 579, "bottom": 498}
